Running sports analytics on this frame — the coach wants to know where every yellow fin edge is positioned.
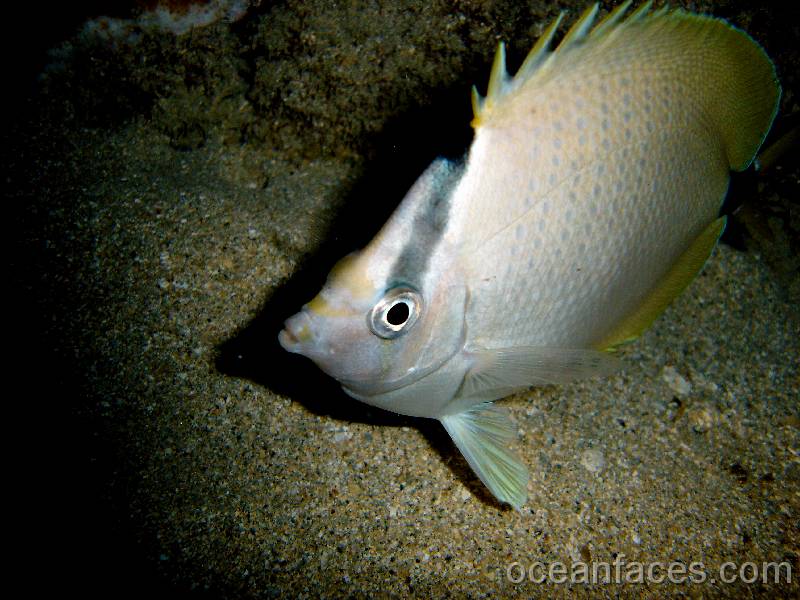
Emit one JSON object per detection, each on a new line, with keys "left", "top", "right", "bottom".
{"left": 597, "top": 216, "right": 727, "bottom": 351}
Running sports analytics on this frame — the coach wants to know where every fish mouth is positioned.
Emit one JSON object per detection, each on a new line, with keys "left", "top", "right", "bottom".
{"left": 278, "top": 310, "right": 314, "bottom": 353}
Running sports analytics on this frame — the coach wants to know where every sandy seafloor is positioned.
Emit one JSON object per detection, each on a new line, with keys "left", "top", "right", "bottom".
{"left": 10, "top": 0, "right": 799, "bottom": 598}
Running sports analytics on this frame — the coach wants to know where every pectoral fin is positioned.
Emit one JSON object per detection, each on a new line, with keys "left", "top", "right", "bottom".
{"left": 440, "top": 402, "right": 528, "bottom": 510}
{"left": 458, "top": 346, "right": 621, "bottom": 401}
{"left": 597, "top": 216, "right": 727, "bottom": 350}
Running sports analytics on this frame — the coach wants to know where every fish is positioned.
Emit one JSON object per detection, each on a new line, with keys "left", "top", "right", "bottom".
{"left": 278, "top": 1, "right": 780, "bottom": 510}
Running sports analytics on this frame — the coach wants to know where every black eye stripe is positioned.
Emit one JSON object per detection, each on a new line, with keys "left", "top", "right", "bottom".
{"left": 387, "top": 158, "right": 462, "bottom": 287}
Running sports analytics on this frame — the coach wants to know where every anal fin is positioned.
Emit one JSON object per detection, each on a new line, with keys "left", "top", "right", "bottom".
{"left": 598, "top": 216, "right": 727, "bottom": 350}
{"left": 440, "top": 403, "right": 529, "bottom": 510}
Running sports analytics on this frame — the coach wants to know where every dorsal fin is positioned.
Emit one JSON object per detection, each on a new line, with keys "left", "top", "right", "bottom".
{"left": 516, "top": 11, "right": 565, "bottom": 80}
{"left": 473, "top": 3, "right": 611, "bottom": 126}
{"left": 470, "top": 2, "right": 780, "bottom": 170}
{"left": 472, "top": 42, "right": 506, "bottom": 125}
{"left": 589, "top": 0, "right": 635, "bottom": 38}
{"left": 558, "top": 3, "right": 600, "bottom": 48}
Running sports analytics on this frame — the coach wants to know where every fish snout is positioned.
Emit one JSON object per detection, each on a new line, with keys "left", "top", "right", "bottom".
{"left": 278, "top": 310, "right": 314, "bottom": 354}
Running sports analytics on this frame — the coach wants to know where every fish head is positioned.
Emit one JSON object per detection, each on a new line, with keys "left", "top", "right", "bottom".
{"left": 279, "top": 246, "right": 468, "bottom": 414}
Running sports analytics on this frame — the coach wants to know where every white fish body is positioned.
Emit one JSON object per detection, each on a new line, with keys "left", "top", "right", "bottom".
{"left": 279, "top": 2, "right": 780, "bottom": 509}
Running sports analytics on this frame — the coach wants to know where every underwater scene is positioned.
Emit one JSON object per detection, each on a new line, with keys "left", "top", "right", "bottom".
{"left": 11, "top": 0, "right": 798, "bottom": 597}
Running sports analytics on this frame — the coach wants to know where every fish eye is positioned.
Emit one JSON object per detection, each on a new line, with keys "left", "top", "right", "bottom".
{"left": 368, "top": 287, "right": 422, "bottom": 339}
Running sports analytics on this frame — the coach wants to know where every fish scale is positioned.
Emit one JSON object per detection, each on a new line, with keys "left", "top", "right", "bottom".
{"left": 279, "top": 2, "right": 780, "bottom": 509}
{"left": 459, "top": 81, "right": 730, "bottom": 348}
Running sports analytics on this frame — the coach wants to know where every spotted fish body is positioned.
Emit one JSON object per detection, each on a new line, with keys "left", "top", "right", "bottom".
{"left": 279, "top": 2, "right": 780, "bottom": 509}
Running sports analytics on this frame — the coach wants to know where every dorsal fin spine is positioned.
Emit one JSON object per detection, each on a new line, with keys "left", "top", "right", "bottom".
{"left": 627, "top": 0, "right": 653, "bottom": 23}
{"left": 517, "top": 11, "right": 565, "bottom": 82}
{"left": 472, "top": 42, "right": 509, "bottom": 127}
{"left": 558, "top": 3, "right": 600, "bottom": 48}
{"left": 589, "top": 0, "right": 633, "bottom": 38}
{"left": 470, "top": 85, "right": 483, "bottom": 122}
{"left": 474, "top": 3, "right": 639, "bottom": 126}
{"left": 486, "top": 42, "right": 508, "bottom": 104}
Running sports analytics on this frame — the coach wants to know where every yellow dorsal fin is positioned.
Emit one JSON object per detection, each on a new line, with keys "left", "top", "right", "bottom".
{"left": 597, "top": 217, "right": 727, "bottom": 351}
{"left": 486, "top": 41, "right": 508, "bottom": 102}
{"left": 648, "top": 12, "right": 780, "bottom": 170}
{"left": 588, "top": 0, "right": 634, "bottom": 38}
{"left": 516, "top": 11, "right": 565, "bottom": 82}
{"left": 471, "top": 42, "right": 509, "bottom": 127}
{"left": 558, "top": 3, "right": 600, "bottom": 48}
{"left": 470, "top": 3, "right": 780, "bottom": 163}
{"left": 472, "top": 3, "right": 609, "bottom": 126}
